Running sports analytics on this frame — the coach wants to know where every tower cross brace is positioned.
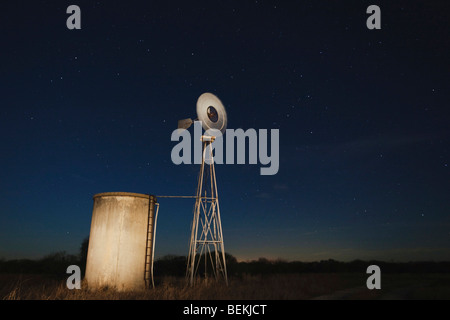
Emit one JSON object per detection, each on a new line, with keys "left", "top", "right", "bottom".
{"left": 186, "top": 136, "right": 228, "bottom": 286}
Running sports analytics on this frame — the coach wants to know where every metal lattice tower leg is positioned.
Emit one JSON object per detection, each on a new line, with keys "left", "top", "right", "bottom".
{"left": 186, "top": 137, "right": 228, "bottom": 286}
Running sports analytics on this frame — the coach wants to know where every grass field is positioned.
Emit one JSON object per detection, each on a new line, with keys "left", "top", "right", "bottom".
{"left": 2, "top": 273, "right": 450, "bottom": 300}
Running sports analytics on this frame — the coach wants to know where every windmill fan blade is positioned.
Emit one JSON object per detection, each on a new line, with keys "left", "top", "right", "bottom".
{"left": 178, "top": 118, "right": 193, "bottom": 130}
{"left": 196, "top": 93, "right": 227, "bottom": 134}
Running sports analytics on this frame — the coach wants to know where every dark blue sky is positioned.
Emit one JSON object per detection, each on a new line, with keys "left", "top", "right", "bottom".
{"left": 1, "top": 1, "right": 449, "bottom": 261}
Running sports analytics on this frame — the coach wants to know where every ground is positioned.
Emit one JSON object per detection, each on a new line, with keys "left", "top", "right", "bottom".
{"left": 1, "top": 273, "right": 450, "bottom": 300}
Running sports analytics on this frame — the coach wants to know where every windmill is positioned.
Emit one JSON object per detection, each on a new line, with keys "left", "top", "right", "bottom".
{"left": 179, "top": 93, "right": 228, "bottom": 286}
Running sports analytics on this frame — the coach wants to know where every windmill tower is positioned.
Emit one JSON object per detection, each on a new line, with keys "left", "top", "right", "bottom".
{"left": 179, "top": 93, "right": 228, "bottom": 286}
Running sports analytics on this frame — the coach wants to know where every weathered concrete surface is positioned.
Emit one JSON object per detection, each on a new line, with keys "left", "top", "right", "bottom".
{"left": 85, "top": 192, "right": 150, "bottom": 291}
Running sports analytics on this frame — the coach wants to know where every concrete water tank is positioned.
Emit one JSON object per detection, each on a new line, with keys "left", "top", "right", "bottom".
{"left": 85, "top": 192, "right": 157, "bottom": 291}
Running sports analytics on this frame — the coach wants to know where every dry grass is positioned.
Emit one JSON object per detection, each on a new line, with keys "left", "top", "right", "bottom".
{"left": 1, "top": 273, "right": 363, "bottom": 300}
{"left": 2, "top": 273, "right": 449, "bottom": 300}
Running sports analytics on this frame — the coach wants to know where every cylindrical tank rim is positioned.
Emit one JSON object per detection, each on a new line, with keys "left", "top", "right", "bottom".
{"left": 93, "top": 192, "right": 153, "bottom": 200}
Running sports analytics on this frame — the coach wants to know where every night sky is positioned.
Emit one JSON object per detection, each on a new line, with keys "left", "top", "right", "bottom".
{"left": 1, "top": 1, "right": 449, "bottom": 262}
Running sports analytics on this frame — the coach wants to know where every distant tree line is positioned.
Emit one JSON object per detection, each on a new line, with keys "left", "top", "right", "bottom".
{"left": 227, "top": 257, "right": 450, "bottom": 275}
{"left": 1, "top": 237, "right": 449, "bottom": 276}
{"left": 0, "top": 252, "right": 80, "bottom": 276}
{"left": 153, "top": 255, "right": 450, "bottom": 277}
{"left": 0, "top": 238, "right": 89, "bottom": 277}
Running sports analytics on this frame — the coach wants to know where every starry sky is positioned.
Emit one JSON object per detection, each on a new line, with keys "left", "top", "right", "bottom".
{"left": 1, "top": 1, "right": 449, "bottom": 262}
